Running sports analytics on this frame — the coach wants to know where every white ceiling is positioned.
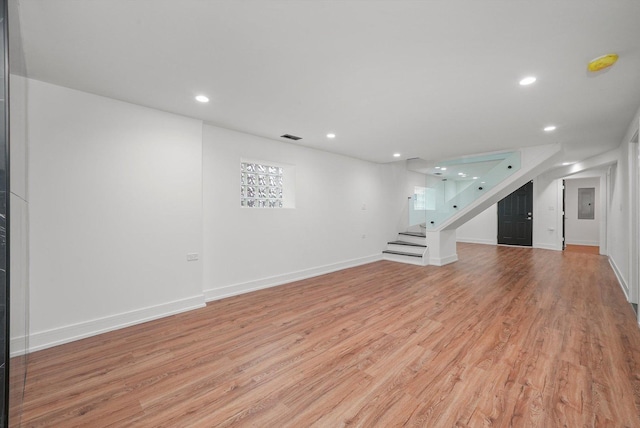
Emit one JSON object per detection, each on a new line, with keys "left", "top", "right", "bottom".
{"left": 14, "top": 0, "right": 640, "bottom": 164}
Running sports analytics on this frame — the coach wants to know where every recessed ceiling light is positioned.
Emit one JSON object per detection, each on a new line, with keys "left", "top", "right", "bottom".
{"left": 473, "top": 177, "right": 478, "bottom": 179}
{"left": 195, "top": 95, "right": 209, "bottom": 103}
{"left": 519, "top": 76, "right": 536, "bottom": 86}
{"left": 481, "top": 181, "right": 486, "bottom": 184}
{"left": 393, "top": 153, "right": 401, "bottom": 158}
{"left": 327, "top": 133, "right": 336, "bottom": 139}
{"left": 435, "top": 166, "right": 441, "bottom": 169}
{"left": 562, "top": 162, "right": 574, "bottom": 166}
{"left": 458, "top": 172, "right": 464, "bottom": 176}
{"left": 544, "top": 125, "right": 556, "bottom": 132}
{"left": 441, "top": 167, "right": 447, "bottom": 171}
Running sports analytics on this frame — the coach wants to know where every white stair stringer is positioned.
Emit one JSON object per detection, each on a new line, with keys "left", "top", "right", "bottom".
{"left": 382, "top": 232, "right": 429, "bottom": 266}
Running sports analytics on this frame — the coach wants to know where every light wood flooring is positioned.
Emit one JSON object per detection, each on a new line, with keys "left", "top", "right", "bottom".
{"left": 14, "top": 243, "right": 640, "bottom": 427}
{"left": 565, "top": 244, "right": 600, "bottom": 255}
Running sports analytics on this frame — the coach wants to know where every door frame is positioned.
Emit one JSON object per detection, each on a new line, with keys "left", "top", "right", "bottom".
{"left": 562, "top": 179, "right": 566, "bottom": 250}
{"left": 628, "top": 136, "right": 640, "bottom": 304}
{"left": 630, "top": 124, "right": 640, "bottom": 308}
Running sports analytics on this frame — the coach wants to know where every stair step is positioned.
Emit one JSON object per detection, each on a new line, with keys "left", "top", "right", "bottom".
{"left": 399, "top": 232, "right": 426, "bottom": 238}
{"left": 382, "top": 250, "right": 423, "bottom": 258}
{"left": 388, "top": 240, "right": 427, "bottom": 248}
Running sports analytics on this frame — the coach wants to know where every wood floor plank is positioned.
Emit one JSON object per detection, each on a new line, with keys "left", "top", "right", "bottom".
{"left": 15, "top": 243, "right": 640, "bottom": 427}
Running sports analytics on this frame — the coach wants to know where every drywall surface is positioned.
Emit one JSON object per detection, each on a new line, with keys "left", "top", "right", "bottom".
{"left": 202, "top": 125, "right": 391, "bottom": 300}
{"left": 607, "top": 152, "right": 629, "bottom": 298}
{"left": 606, "top": 103, "right": 640, "bottom": 301}
{"left": 27, "top": 79, "right": 205, "bottom": 351}
{"left": 456, "top": 204, "right": 497, "bottom": 245}
{"left": 531, "top": 174, "right": 563, "bottom": 251}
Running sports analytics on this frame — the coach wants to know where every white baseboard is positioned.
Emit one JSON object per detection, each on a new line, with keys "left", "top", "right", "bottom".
{"left": 429, "top": 254, "right": 458, "bottom": 266}
{"left": 609, "top": 257, "right": 629, "bottom": 300}
{"left": 20, "top": 294, "right": 206, "bottom": 355}
{"left": 565, "top": 239, "right": 599, "bottom": 246}
{"left": 10, "top": 336, "right": 27, "bottom": 358}
{"left": 204, "top": 254, "right": 382, "bottom": 302}
{"left": 533, "top": 243, "right": 563, "bottom": 251}
{"left": 456, "top": 238, "right": 496, "bottom": 245}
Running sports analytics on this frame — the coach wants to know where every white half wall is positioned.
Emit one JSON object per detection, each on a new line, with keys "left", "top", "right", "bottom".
{"left": 564, "top": 177, "right": 600, "bottom": 246}
{"left": 202, "top": 125, "right": 391, "bottom": 300}
{"left": 27, "top": 79, "right": 205, "bottom": 352}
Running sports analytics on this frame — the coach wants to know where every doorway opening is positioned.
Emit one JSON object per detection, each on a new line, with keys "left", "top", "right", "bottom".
{"left": 562, "top": 176, "right": 602, "bottom": 254}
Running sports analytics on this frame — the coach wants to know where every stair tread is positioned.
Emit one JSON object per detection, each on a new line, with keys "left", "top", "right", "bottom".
{"left": 388, "top": 240, "right": 427, "bottom": 248}
{"left": 383, "top": 250, "right": 423, "bottom": 258}
{"left": 399, "top": 231, "right": 426, "bottom": 238}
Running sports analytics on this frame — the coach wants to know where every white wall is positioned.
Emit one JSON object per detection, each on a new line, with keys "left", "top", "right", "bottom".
{"left": 9, "top": 75, "right": 29, "bottom": 356}
{"left": 608, "top": 151, "right": 630, "bottom": 299}
{"left": 202, "top": 125, "right": 397, "bottom": 300}
{"left": 23, "top": 79, "right": 419, "bottom": 351}
{"left": 456, "top": 204, "right": 497, "bottom": 245}
{"left": 606, "top": 104, "right": 640, "bottom": 302}
{"left": 532, "top": 174, "right": 563, "bottom": 251}
{"left": 27, "top": 79, "right": 205, "bottom": 352}
{"left": 564, "top": 177, "right": 600, "bottom": 246}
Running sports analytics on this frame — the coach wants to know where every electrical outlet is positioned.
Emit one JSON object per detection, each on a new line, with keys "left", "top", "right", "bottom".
{"left": 186, "top": 253, "right": 199, "bottom": 261}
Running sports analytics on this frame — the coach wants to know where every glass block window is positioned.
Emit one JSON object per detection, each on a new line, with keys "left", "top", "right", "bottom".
{"left": 241, "top": 162, "right": 284, "bottom": 208}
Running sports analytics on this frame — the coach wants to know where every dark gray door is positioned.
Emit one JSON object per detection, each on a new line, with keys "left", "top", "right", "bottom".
{"left": 497, "top": 181, "right": 533, "bottom": 246}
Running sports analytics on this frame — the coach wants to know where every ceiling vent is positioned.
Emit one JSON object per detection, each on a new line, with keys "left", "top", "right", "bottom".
{"left": 281, "top": 134, "right": 302, "bottom": 141}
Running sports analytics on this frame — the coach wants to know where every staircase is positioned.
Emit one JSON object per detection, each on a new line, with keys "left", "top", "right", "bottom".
{"left": 383, "top": 145, "right": 560, "bottom": 267}
{"left": 382, "top": 231, "right": 428, "bottom": 266}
